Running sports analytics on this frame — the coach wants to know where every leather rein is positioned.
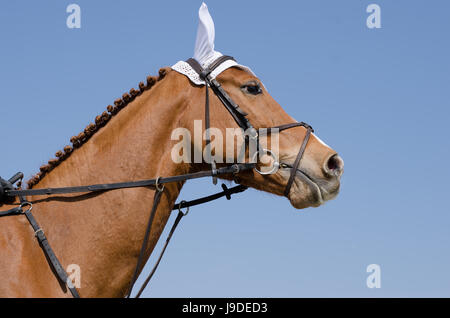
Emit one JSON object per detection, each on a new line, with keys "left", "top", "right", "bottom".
{"left": 0, "top": 56, "right": 313, "bottom": 298}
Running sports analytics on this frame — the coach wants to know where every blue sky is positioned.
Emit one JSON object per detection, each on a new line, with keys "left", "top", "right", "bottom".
{"left": 1, "top": 1, "right": 449, "bottom": 297}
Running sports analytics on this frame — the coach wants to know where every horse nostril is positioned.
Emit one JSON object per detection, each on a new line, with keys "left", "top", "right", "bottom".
{"left": 324, "top": 154, "right": 344, "bottom": 177}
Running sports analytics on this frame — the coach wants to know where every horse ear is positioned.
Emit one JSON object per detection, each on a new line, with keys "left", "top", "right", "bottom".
{"left": 193, "top": 3, "right": 216, "bottom": 65}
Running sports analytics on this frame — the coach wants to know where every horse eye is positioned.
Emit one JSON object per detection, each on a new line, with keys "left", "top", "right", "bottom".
{"left": 241, "top": 82, "right": 262, "bottom": 95}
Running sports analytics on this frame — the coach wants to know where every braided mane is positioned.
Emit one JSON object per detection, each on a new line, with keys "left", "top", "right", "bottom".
{"left": 26, "top": 67, "right": 170, "bottom": 189}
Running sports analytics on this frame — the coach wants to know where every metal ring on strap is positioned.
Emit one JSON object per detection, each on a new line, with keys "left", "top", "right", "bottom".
{"left": 178, "top": 200, "right": 189, "bottom": 216}
{"left": 155, "top": 177, "right": 165, "bottom": 192}
{"left": 252, "top": 149, "right": 280, "bottom": 175}
{"left": 19, "top": 201, "right": 33, "bottom": 214}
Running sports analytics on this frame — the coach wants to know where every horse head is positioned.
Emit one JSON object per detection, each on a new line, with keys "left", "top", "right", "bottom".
{"left": 173, "top": 3, "right": 343, "bottom": 209}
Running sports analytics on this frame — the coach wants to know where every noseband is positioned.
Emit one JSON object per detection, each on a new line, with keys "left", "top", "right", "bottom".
{"left": 0, "top": 56, "right": 313, "bottom": 298}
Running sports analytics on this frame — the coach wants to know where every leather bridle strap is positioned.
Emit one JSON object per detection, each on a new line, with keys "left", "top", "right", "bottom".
{"left": 126, "top": 187, "right": 164, "bottom": 298}
{"left": 258, "top": 122, "right": 313, "bottom": 135}
{"left": 173, "top": 184, "right": 247, "bottom": 210}
{"left": 185, "top": 56, "right": 258, "bottom": 184}
{"left": 134, "top": 209, "right": 184, "bottom": 298}
{"left": 18, "top": 197, "right": 80, "bottom": 298}
{"left": 283, "top": 126, "right": 314, "bottom": 197}
{"left": 203, "top": 61, "right": 216, "bottom": 183}
{"left": 132, "top": 184, "right": 247, "bottom": 298}
{"left": 1, "top": 173, "right": 80, "bottom": 297}
{"left": 186, "top": 57, "right": 254, "bottom": 133}
{"left": 186, "top": 56, "right": 253, "bottom": 184}
{"left": 254, "top": 121, "right": 315, "bottom": 196}
{"left": 0, "top": 206, "right": 22, "bottom": 217}
{"left": 186, "top": 55, "right": 236, "bottom": 82}
{"left": 5, "top": 163, "right": 255, "bottom": 197}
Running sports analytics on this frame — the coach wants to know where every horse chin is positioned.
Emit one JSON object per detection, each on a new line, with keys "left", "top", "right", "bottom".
{"left": 287, "top": 175, "right": 324, "bottom": 209}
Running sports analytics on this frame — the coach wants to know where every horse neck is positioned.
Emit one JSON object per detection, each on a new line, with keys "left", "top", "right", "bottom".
{"left": 31, "top": 70, "right": 192, "bottom": 297}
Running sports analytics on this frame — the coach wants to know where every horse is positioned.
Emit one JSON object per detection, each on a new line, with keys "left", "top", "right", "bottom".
{"left": 0, "top": 60, "right": 343, "bottom": 297}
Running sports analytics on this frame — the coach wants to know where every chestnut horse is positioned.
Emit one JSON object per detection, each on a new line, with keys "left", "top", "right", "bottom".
{"left": 0, "top": 66, "right": 343, "bottom": 297}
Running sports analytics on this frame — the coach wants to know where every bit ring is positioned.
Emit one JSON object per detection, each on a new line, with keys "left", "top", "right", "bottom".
{"left": 252, "top": 149, "right": 279, "bottom": 175}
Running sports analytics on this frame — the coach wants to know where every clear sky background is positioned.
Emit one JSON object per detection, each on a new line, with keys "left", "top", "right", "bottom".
{"left": 1, "top": 1, "right": 449, "bottom": 297}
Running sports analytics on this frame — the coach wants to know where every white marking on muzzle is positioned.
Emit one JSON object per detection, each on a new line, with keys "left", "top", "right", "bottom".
{"left": 313, "top": 133, "right": 330, "bottom": 148}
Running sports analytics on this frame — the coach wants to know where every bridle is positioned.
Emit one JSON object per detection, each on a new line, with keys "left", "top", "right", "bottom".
{"left": 185, "top": 55, "right": 314, "bottom": 193}
{"left": 0, "top": 55, "right": 313, "bottom": 298}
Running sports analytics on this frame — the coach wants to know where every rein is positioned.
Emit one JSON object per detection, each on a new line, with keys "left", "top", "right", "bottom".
{"left": 0, "top": 55, "right": 313, "bottom": 298}
{"left": 0, "top": 164, "right": 253, "bottom": 298}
